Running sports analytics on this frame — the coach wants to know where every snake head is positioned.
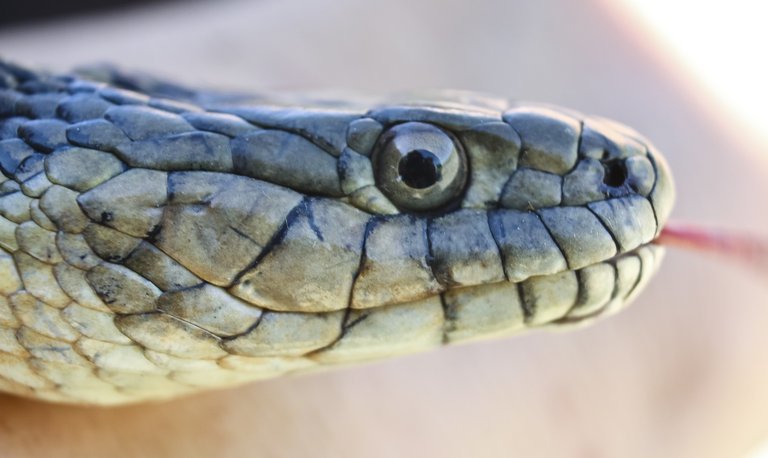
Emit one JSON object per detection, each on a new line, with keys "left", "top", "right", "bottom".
{"left": 0, "top": 61, "right": 675, "bottom": 403}
{"left": 188, "top": 96, "right": 675, "bottom": 349}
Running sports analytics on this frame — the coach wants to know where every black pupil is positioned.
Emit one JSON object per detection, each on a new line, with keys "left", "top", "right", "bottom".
{"left": 398, "top": 149, "right": 441, "bottom": 189}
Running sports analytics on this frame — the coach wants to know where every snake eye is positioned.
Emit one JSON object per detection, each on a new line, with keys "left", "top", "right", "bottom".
{"left": 371, "top": 122, "right": 468, "bottom": 212}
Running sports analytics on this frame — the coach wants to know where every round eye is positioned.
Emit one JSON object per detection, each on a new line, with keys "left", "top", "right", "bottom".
{"left": 371, "top": 122, "right": 468, "bottom": 212}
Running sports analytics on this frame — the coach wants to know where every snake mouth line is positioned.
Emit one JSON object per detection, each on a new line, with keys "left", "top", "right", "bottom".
{"left": 435, "top": 239, "right": 663, "bottom": 337}
{"left": 608, "top": 240, "right": 658, "bottom": 263}
{"left": 545, "top": 241, "right": 662, "bottom": 327}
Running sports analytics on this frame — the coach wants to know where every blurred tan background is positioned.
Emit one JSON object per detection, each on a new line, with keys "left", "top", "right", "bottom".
{"left": 1, "top": 0, "right": 767, "bottom": 457}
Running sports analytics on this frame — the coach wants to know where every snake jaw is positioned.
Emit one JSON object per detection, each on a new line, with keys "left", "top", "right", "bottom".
{"left": 0, "top": 60, "right": 674, "bottom": 404}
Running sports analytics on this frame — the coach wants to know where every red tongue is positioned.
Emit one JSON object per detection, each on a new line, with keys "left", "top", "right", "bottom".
{"left": 657, "top": 223, "right": 768, "bottom": 275}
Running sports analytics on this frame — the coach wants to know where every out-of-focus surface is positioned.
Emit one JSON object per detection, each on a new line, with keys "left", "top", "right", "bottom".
{"left": 0, "top": 0, "right": 185, "bottom": 26}
{"left": 622, "top": 0, "right": 768, "bottom": 151}
{"left": 1, "top": 1, "right": 767, "bottom": 457}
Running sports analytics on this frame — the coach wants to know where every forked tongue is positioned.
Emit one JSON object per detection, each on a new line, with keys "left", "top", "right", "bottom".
{"left": 657, "top": 223, "right": 768, "bottom": 276}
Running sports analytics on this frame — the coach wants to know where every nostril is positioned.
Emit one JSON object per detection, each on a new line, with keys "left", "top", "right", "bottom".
{"left": 602, "top": 159, "right": 627, "bottom": 188}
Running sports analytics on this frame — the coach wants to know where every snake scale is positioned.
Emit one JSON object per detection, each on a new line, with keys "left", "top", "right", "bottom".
{"left": 0, "top": 60, "right": 674, "bottom": 405}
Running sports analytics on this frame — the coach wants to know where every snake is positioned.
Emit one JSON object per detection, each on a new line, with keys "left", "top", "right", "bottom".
{"left": 0, "top": 60, "right": 674, "bottom": 405}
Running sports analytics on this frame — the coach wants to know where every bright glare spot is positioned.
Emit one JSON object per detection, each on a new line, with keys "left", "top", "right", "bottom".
{"left": 744, "top": 440, "right": 768, "bottom": 458}
{"left": 620, "top": 0, "right": 768, "bottom": 146}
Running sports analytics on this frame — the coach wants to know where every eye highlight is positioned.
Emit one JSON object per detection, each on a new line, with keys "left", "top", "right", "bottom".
{"left": 371, "top": 122, "right": 468, "bottom": 212}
